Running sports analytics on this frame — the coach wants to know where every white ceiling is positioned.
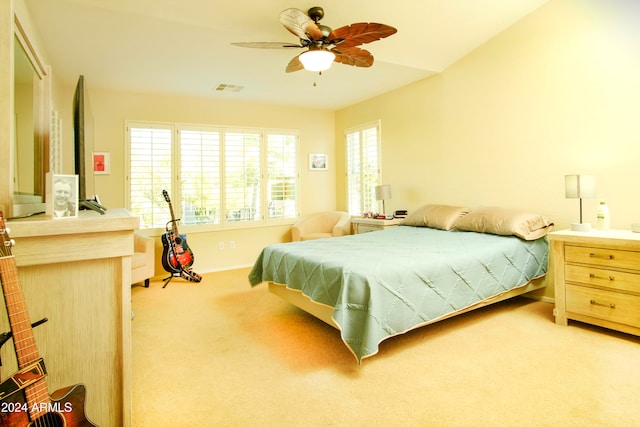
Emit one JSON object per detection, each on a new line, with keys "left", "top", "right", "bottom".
{"left": 24, "top": 0, "right": 549, "bottom": 110}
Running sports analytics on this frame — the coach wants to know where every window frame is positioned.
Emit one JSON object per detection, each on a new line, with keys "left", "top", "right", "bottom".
{"left": 345, "top": 120, "right": 382, "bottom": 216}
{"left": 125, "top": 121, "right": 300, "bottom": 232}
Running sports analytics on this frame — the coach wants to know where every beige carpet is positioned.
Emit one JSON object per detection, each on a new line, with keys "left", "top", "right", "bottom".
{"left": 132, "top": 268, "right": 640, "bottom": 426}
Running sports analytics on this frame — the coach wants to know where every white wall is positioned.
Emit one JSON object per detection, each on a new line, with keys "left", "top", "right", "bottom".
{"left": 335, "top": 0, "right": 640, "bottom": 299}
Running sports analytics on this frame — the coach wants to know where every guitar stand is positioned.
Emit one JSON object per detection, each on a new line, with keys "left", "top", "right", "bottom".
{"left": 162, "top": 273, "right": 181, "bottom": 288}
{"left": 0, "top": 318, "right": 48, "bottom": 367}
{"left": 162, "top": 268, "right": 202, "bottom": 288}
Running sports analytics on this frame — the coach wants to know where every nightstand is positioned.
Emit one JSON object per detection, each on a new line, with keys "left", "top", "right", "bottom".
{"left": 549, "top": 229, "right": 640, "bottom": 336}
{"left": 351, "top": 217, "right": 405, "bottom": 234}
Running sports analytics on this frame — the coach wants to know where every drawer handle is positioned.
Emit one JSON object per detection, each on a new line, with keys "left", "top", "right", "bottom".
{"left": 589, "top": 253, "right": 615, "bottom": 260}
{"left": 589, "top": 273, "right": 615, "bottom": 281}
{"left": 590, "top": 299, "right": 616, "bottom": 309}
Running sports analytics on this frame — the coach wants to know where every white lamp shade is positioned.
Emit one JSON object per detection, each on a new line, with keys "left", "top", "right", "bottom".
{"left": 299, "top": 50, "right": 335, "bottom": 72}
{"left": 375, "top": 185, "right": 392, "bottom": 200}
{"left": 565, "top": 174, "right": 596, "bottom": 199}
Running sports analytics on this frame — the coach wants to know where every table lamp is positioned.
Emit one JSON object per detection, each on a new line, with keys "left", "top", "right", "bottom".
{"left": 375, "top": 185, "right": 392, "bottom": 216}
{"left": 565, "top": 174, "right": 596, "bottom": 231}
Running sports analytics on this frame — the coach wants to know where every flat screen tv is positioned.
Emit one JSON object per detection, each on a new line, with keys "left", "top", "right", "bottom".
{"left": 73, "top": 75, "right": 104, "bottom": 213}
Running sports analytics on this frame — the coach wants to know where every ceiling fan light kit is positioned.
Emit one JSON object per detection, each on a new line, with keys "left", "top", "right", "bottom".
{"left": 232, "top": 6, "right": 397, "bottom": 75}
{"left": 299, "top": 49, "right": 336, "bottom": 72}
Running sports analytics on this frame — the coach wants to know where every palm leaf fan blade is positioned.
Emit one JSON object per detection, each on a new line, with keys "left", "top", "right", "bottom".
{"left": 329, "top": 23, "right": 397, "bottom": 48}
{"left": 231, "top": 42, "right": 303, "bottom": 49}
{"left": 285, "top": 55, "right": 305, "bottom": 73}
{"left": 279, "top": 8, "right": 323, "bottom": 41}
{"left": 332, "top": 47, "right": 374, "bottom": 67}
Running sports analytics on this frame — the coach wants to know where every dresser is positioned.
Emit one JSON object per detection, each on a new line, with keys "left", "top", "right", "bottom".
{"left": 549, "top": 229, "right": 640, "bottom": 336}
{"left": 351, "top": 217, "right": 405, "bottom": 234}
{"left": 4, "top": 209, "right": 139, "bottom": 427}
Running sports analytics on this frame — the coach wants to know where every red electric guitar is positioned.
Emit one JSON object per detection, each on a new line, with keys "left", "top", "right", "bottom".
{"left": 160, "top": 190, "right": 201, "bottom": 285}
{"left": 161, "top": 189, "right": 194, "bottom": 271}
{"left": 0, "top": 211, "right": 97, "bottom": 426}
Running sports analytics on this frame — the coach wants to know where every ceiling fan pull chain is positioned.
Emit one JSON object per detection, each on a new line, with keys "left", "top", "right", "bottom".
{"left": 313, "top": 71, "right": 324, "bottom": 87}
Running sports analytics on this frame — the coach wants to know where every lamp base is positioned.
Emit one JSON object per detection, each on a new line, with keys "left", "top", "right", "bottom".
{"left": 571, "top": 222, "right": 592, "bottom": 232}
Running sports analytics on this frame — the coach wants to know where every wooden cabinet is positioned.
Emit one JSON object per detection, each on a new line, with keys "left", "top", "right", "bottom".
{"left": 3, "top": 209, "right": 139, "bottom": 427}
{"left": 550, "top": 229, "right": 640, "bottom": 336}
{"left": 351, "top": 217, "right": 404, "bottom": 234}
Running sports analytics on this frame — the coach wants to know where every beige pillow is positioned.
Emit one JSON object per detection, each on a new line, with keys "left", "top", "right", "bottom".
{"left": 402, "top": 204, "right": 472, "bottom": 230}
{"left": 453, "top": 207, "right": 553, "bottom": 240}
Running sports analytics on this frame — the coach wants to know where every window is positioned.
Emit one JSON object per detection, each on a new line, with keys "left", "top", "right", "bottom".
{"left": 127, "top": 122, "right": 299, "bottom": 229}
{"left": 180, "top": 127, "right": 221, "bottom": 225}
{"left": 267, "top": 133, "right": 298, "bottom": 219}
{"left": 128, "top": 125, "right": 173, "bottom": 228}
{"left": 223, "top": 130, "right": 262, "bottom": 223}
{"left": 346, "top": 121, "right": 381, "bottom": 215}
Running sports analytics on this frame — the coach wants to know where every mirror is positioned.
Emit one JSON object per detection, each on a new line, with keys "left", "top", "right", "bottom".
{"left": 12, "top": 15, "right": 49, "bottom": 217}
{"left": 13, "top": 36, "right": 36, "bottom": 194}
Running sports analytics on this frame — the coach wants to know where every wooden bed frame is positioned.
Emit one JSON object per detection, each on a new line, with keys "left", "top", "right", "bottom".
{"left": 268, "top": 276, "right": 547, "bottom": 330}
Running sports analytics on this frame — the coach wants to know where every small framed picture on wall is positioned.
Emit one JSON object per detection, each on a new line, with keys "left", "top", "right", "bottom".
{"left": 46, "top": 173, "right": 79, "bottom": 219}
{"left": 93, "top": 152, "right": 110, "bottom": 174}
{"left": 309, "top": 153, "right": 328, "bottom": 171}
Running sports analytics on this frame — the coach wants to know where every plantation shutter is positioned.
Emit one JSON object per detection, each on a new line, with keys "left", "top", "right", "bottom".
{"left": 179, "top": 127, "right": 222, "bottom": 225}
{"left": 128, "top": 124, "right": 173, "bottom": 228}
{"left": 361, "top": 126, "right": 380, "bottom": 213}
{"left": 128, "top": 122, "right": 300, "bottom": 229}
{"left": 224, "top": 130, "right": 262, "bottom": 223}
{"left": 346, "top": 122, "right": 381, "bottom": 215}
{"left": 267, "top": 133, "right": 298, "bottom": 219}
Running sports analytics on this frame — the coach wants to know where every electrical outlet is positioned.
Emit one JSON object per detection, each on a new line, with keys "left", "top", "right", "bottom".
{"left": 229, "top": 240, "right": 236, "bottom": 249}
{"left": 219, "top": 241, "right": 224, "bottom": 250}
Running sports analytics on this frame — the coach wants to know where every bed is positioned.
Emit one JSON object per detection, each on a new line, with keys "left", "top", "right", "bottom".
{"left": 249, "top": 205, "right": 552, "bottom": 363}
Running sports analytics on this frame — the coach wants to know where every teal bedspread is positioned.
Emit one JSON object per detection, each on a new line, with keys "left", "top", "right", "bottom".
{"left": 249, "top": 226, "right": 548, "bottom": 363}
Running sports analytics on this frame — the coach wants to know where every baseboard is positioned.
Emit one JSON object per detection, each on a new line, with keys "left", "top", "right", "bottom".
{"left": 149, "top": 263, "right": 254, "bottom": 281}
{"left": 198, "top": 264, "right": 254, "bottom": 274}
{"left": 522, "top": 293, "right": 554, "bottom": 304}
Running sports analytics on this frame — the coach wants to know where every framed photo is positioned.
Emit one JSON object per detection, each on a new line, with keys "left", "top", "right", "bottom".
{"left": 93, "top": 152, "right": 110, "bottom": 174}
{"left": 309, "top": 153, "right": 328, "bottom": 171}
{"left": 46, "top": 173, "right": 79, "bottom": 219}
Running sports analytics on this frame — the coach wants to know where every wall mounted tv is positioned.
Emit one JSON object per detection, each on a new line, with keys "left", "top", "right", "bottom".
{"left": 73, "top": 75, "right": 105, "bottom": 213}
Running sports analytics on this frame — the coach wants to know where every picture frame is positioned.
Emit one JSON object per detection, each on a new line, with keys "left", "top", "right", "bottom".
{"left": 93, "top": 151, "right": 110, "bottom": 174}
{"left": 309, "top": 153, "right": 328, "bottom": 171}
{"left": 46, "top": 173, "right": 79, "bottom": 219}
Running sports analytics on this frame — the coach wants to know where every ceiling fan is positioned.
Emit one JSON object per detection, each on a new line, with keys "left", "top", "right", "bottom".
{"left": 232, "top": 6, "right": 397, "bottom": 73}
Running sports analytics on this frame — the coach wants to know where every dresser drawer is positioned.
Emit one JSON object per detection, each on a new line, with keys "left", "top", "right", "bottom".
{"left": 357, "top": 225, "right": 380, "bottom": 234}
{"left": 566, "top": 284, "right": 640, "bottom": 327}
{"left": 565, "top": 264, "right": 640, "bottom": 294}
{"left": 565, "top": 245, "right": 640, "bottom": 270}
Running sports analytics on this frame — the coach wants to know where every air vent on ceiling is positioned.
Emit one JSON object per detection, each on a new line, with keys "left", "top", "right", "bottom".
{"left": 215, "top": 84, "right": 244, "bottom": 92}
